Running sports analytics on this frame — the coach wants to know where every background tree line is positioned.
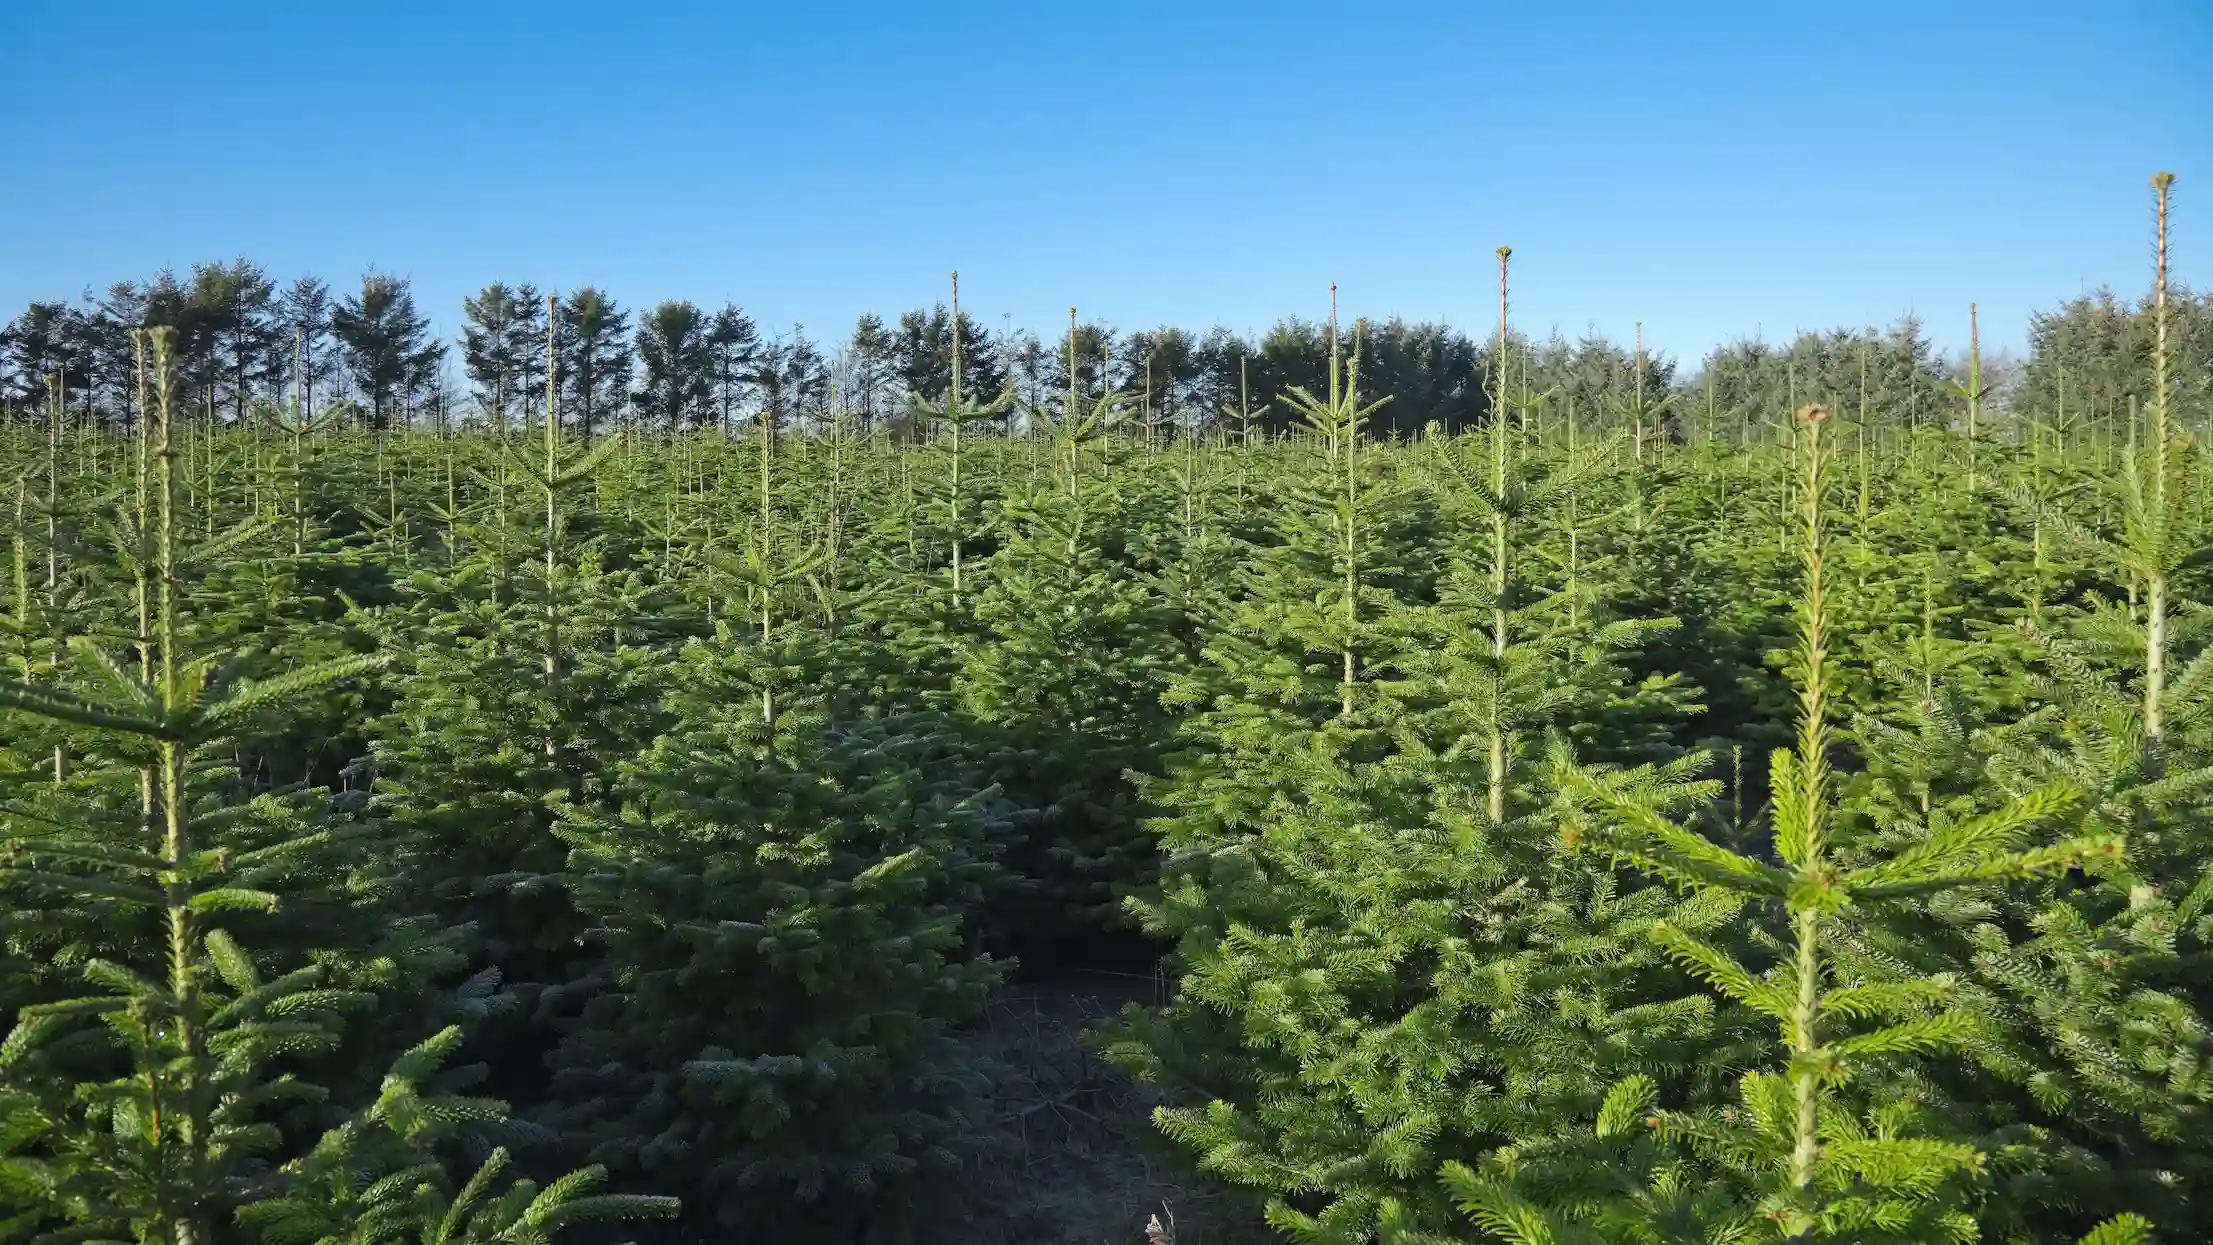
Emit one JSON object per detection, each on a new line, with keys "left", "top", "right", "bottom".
{"left": 4, "top": 258, "right": 2207, "bottom": 441}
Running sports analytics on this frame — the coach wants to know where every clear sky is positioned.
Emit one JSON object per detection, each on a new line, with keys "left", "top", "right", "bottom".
{"left": 2, "top": 1, "right": 2208, "bottom": 366}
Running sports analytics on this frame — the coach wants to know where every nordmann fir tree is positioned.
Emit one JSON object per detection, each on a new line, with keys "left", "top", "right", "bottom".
{"left": 1110, "top": 265, "right": 1734, "bottom": 1241}
{"left": 1581, "top": 324, "right": 1716, "bottom": 772}
{"left": 862, "top": 271, "right": 1016, "bottom": 712}
{"left": 2, "top": 166, "right": 2207, "bottom": 1245}
{"left": 838, "top": 274, "right": 1091, "bottom": 959}
{"left": 1385, "top": 251, "right": 1740, "bottom": 1236}
{"left": 362, "top": 296, "right": 652, "bottom": 1113}
{"left": 1405, "top": 247, "right": 1698, "bottom": 824}
{"left": 0, "top": 327, "right": 674, "bottom": 1241}
{"left": 539, "top": 316, "right": 1011, "bottom": 1240}
{"left": 1109, "top": 292, "right": 1420, "bottom": 1216}
{"left": 955, "top": 320, "right": 1180, "bottom": 956}
{"left": 1877, "top": 169, "right": 2213, "bottom": 1239}
{"left": 1135, "top": 374, "right": 1233, "bottom": 654}
{"left": 1446, "top": 402, "right": 2135, "bottom": 1243}
{"left": 541, "top": 644, "right": 1009, "bottom": 1242}
{"left": 0, "top": 323, "right": 382, "bottom": 1238}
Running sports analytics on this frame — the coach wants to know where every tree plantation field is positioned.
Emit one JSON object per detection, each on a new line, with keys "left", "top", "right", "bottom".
{"left": 2, "top": 181, "right": 2212, "bottom": 1245}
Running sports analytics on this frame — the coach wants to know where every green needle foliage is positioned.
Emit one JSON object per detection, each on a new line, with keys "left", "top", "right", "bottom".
{"left": 1445, "top": 405, "right": 2129, "bottom": 1244}
{"left": 0, "top": 330, "right": 671, "bottom": 1243}
{"left": 0, "top": 169, "right": 2206, "bottom": 1244}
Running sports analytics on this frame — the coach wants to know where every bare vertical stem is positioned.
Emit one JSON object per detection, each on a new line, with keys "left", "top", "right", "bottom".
{"left": 949, "top": 271, "right": 964, "bottom": 604}
{"left": 1237, "top": 353, "right": 1252, "bottom": 505}
{"left": 1633, "top": 321, "right": 1646, "bottom": 461}
{"left": 2145, "top": 172, "right": 2176, "bottom": 766}
{"left": 149, "top": 327, "right": 209, "bottom": 1245}
{"left": 544, "top": 293, "right": 561, "bottom": 758}
{"left": 1786, "top": 402, "right": 1834, "bottom": 1203}
{"left": 1342, "top": 314, "right": 1364, "bottom": 721}
{"left": 45, "top": 372, "right": 64, "bottom": 783}
{"left": 1967, "top": 302, "right": 1982, "bottom": 492}
{"left": 1489, "top": 246, "right": 1512, "bottom": 824}
{"left": 1330, "top": 284, "right": 1356, "bottom": 720}
{"left": 1065, "top": 307, "right": 1080, "bottom": 497}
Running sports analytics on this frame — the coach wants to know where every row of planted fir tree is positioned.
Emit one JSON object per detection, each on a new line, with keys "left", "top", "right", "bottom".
{"left": 0, "top": 174, "right": 2207, "bottom": 1244}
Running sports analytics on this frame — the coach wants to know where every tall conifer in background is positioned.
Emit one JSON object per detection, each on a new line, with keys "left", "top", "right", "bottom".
{"left": 332, "top": 273, "right": 444, "bottom": 430}
{"left": 462, "top": 282, "right": 546, "bottom": 434}
{"left": 555, "top": 289, "right": 632, "bottom": 440}
{"left": 635, "top": 300, "right": 716, "bottom": 431}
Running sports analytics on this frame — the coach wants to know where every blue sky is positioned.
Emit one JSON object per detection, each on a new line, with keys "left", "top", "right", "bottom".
{"left": 2, "top": 1, "right": 2208, "bottom": 365}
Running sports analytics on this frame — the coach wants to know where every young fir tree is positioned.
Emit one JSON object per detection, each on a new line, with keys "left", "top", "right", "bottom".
{"left": 862, "top": 273, "right": 1014, "bottom": 704}
{"left": 961, "top": 479, "right": 1173, "bottom": 928}
{"left": 1116, "top": 276, "right": 1734, "bottom": 1242}
{"left": 363, "top": 311, "right": 656, "bottom": 1116}
{"left": 537, "top": 401, "right": 1011, "bottom": 1239}
{"left": 1861, "top": 171, "right": 2213, "bottom": 1238}
{"left": 541, "top": 645, "right": 1008, "bottom": 1242}
{"left": 950, "top": 341, "right": 1180, "bottom": 956}
{"left": 0, "top": 329, "right": 673, "bottom": 1241}
{"left": 1444, "top": 404, "right": 2132, "bottom": 1244}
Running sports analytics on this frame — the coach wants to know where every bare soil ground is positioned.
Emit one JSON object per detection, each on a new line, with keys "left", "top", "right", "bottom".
{"left": 950, "top": 971, "right": 1271, "bottom": 1245}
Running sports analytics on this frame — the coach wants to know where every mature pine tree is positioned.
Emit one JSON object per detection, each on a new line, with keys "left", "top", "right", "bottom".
{"left": 1045, "top": 318, "right": 1119, "bottom": 410}
{"left": 632, "top": 300, "right": 715, "bottom": 431}
{"left": 0, "top": 302, "right": 83, "bottom": 411}
{"left": 1521, "top": 331, "right": 1678, "bottom": 441}
{"left": 2015, "top": 286, "right": 2211, "bottom": 441}
{"left": 895, "top": 303, "right": 1004, "bottom": 404}
{"left": 707, "top": 303, "right": 763, "bottom": 436}
{"left": 1000, "top": 327, "right": 1054, "bottom": 431}
{"left": 1246, "top": 317, "right": 1331, "bottom": 433}
{"left": 73, "top": 284, "right": 146, "bottom": 430}
{"left": 1117, "top": 326, "right": 1201, "bottom": 438}
{"left": 332, "top": 272, "right": 444, "bottom": 429}
{"left": 1364, "top": 318, "right": 1484, "bottom": 436}
{"left": 185, "top": 258, "right": 283, "bottom": 424}
{"left": 1189, "top": 326, "right": 1254, "bottom": 435}
{"left": 276, "top": 275, "right": 338, "bottom": 416}
{"left": 755, "top": 328, "right": 830, "bottom": 434}
{"left": 461, "top": 282, "right": 545, "bottom": 433}
{"left": 1691, "top": 318, "right": 1952, "bottom": 442}
{"left": 557, "top": 288, "right": 633, "bottom": 439}
{"left": 846, "top": 312, "right": 898, "bottom": 432}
